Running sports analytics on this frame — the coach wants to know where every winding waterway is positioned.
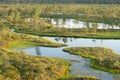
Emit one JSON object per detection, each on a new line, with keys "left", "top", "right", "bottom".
{"left": 16, "top": 19, "right": 120, "bottom": 80}
{"left": 16, "top": 37, "right": 120, "bottom": 80}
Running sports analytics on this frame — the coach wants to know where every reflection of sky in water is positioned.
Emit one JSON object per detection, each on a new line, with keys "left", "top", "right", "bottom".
{"left": 17, "top": 37, "right": 120, "bottom": 80}
{"left": 46, "top": 37, "right": 120, "bottom": 54}
{"left": 50, "top": 18, "right": 120, "bottom": 29}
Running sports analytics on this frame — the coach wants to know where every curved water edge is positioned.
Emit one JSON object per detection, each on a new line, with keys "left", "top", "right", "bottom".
{"left": 47, "top": 18, "right": 120, "bottom": 29}
{"left": 15, "top": 37, "right": 120, "bottom": 80}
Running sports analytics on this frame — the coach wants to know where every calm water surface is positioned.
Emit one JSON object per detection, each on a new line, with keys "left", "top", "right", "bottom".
{"left": 17, "top": 37, "right": 120, "bottom": 80}
{"left": 17, "top": 19, "right": 120, "bottom": 80}
{"left": 47, "top": 18, "right": 120, "bottom": 29}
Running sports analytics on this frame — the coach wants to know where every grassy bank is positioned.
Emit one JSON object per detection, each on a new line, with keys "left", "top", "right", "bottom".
{"left": 0, "top": 27, "right": 70, "bottom": 80}
{"left": 58, "top": 76, "right": 97, "bottom": 80}
{"left": 0, "top": 48, "right": 70, "bottom": 80}
{"left": 63, "top": 47, "right": 120, "bottom": 73}
{"left": 5, "top": 35, "right": 67, "bottom": 49}
{"left": 0, "top": 26, "right": 99, "bottom": 80}
{"left": 0, "top": 28, "right": 67, "bottom": 48}
{"left": 16, "top": 27, "right": 120, "bottom": 39}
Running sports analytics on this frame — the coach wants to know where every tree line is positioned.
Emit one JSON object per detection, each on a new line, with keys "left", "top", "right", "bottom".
{"left": 0, "top": 4, "right": 120, "bottom": 25}
{"left": 0, "top": 0, "right": 120, "bottom": 4}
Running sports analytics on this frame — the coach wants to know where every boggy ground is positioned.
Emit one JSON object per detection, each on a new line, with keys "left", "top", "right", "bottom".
{"left": 16, "top": 26, "right": 120, "bottom": 39}
{"left": 63, "top": 47, "right": 120, "bottom": 73}
{"left": 0, "top": 27, "right": 98, "bottom": 80}
{"left": 0, "top": 27, "right": 70, "bottom": 80}
{"left": 0, "top": 27, "right": 67, "bottom": 48}
{"left": 0, "top": 48, "right": 70, "bottom": 80}
{"left": 59, "top": 76, "right": 98, "bottom": 80}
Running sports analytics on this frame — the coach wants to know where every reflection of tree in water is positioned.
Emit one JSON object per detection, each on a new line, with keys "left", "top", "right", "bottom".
{"left": 47, "top": 18, "right": 52, "bottom": 24}
{"left": 35, "top": 47, "right": 41, "bottom": 56}
{"left": 100, "top": 40, "right": 103, "bottom": 44}
{"left": 86, "top": 22, "right": 90, "bottom": 29}
{"left": 54, "top": 19, "right": 59, "bottom": 27}
{"left": 100, "top": 39, "right": 103, "bottom": 47}
{"left": 62, "top": 19, "right": 66, "bottom": 28}
{"left": 112, "top": 74, "right": 120, "bottom": 80}
{"left": 70, "top": 38, "right": 73, "bottom": 42}
{"left": 107, "top": 24, "right": 111, "bottom": 30}
{"left": 73, "top": 20, "right": 79, "bottom": 28}
{"left": 55, "top": 37, "right": 61, "bottom": 42}
{"left": 103, "top": 24, "right": 107, "bottom": 30}
{"left": 54, "top": 37, "right": 75, "bottom": 43}
{"left": 62, "top": 38, "right": 68, "bottom": 43}
{"left": 118, "top": 24, "right": 120, "bottom": 29}
{"left": 111, "top": 24, "right": 120, "bottom": 30}
{"left": 85, "top": 22, "right": 90, "bottom": 32}
{"left": 92, "top": 39, "right": 96, "bottom": 43}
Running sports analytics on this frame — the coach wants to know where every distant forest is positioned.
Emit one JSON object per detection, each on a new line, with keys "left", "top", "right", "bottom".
{"left": 0, "top": 0, "right": 120, "bottom": 4}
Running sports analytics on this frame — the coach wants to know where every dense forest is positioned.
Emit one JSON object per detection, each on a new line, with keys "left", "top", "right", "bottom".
{"left": 0, "top": 0, "right": 120, "bottom": 4}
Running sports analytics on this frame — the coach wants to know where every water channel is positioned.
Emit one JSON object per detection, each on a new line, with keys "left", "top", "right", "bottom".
{"left": 16, "top": 19, "right": 120, "bottom": 80}
{"left": 47, "top": 18, "right": 120, "bottom": 29}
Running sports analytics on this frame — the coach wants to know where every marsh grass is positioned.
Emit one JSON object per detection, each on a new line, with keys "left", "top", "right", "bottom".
{"left": 0, "top": 48, "right": 70, "bottom": 80}
{"left": 16, "top": 26, "right": 120, "bottom": 39}
{"left": 58, "top": 75, "right": 97, "bottom": 80}
{"left": 63, "top": 47, "right": 120, "bottom": 73}
{"left": 0, "top": 27, "right": 67, "bottom": 49}
{"left": 0, "top": 27, "right": 69, "bottom": 80}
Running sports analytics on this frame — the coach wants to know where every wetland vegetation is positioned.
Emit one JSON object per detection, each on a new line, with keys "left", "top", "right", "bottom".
{"left": 0, "top": 1, "right": 120, "bottom": 80}
{"left": 0, "top": 26, "right": 70, "bottom": 80}
{"left": 0, "top": 4, "right": 120, "bottom": 39}
{"left": 16, "top": 26, "right": 120, "bottom": 39}
{"left": 0, "top": 48, "right": 70, "bottom": 80}
{"left": 63, "top": 47, "right": 120, "bottom": 73}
